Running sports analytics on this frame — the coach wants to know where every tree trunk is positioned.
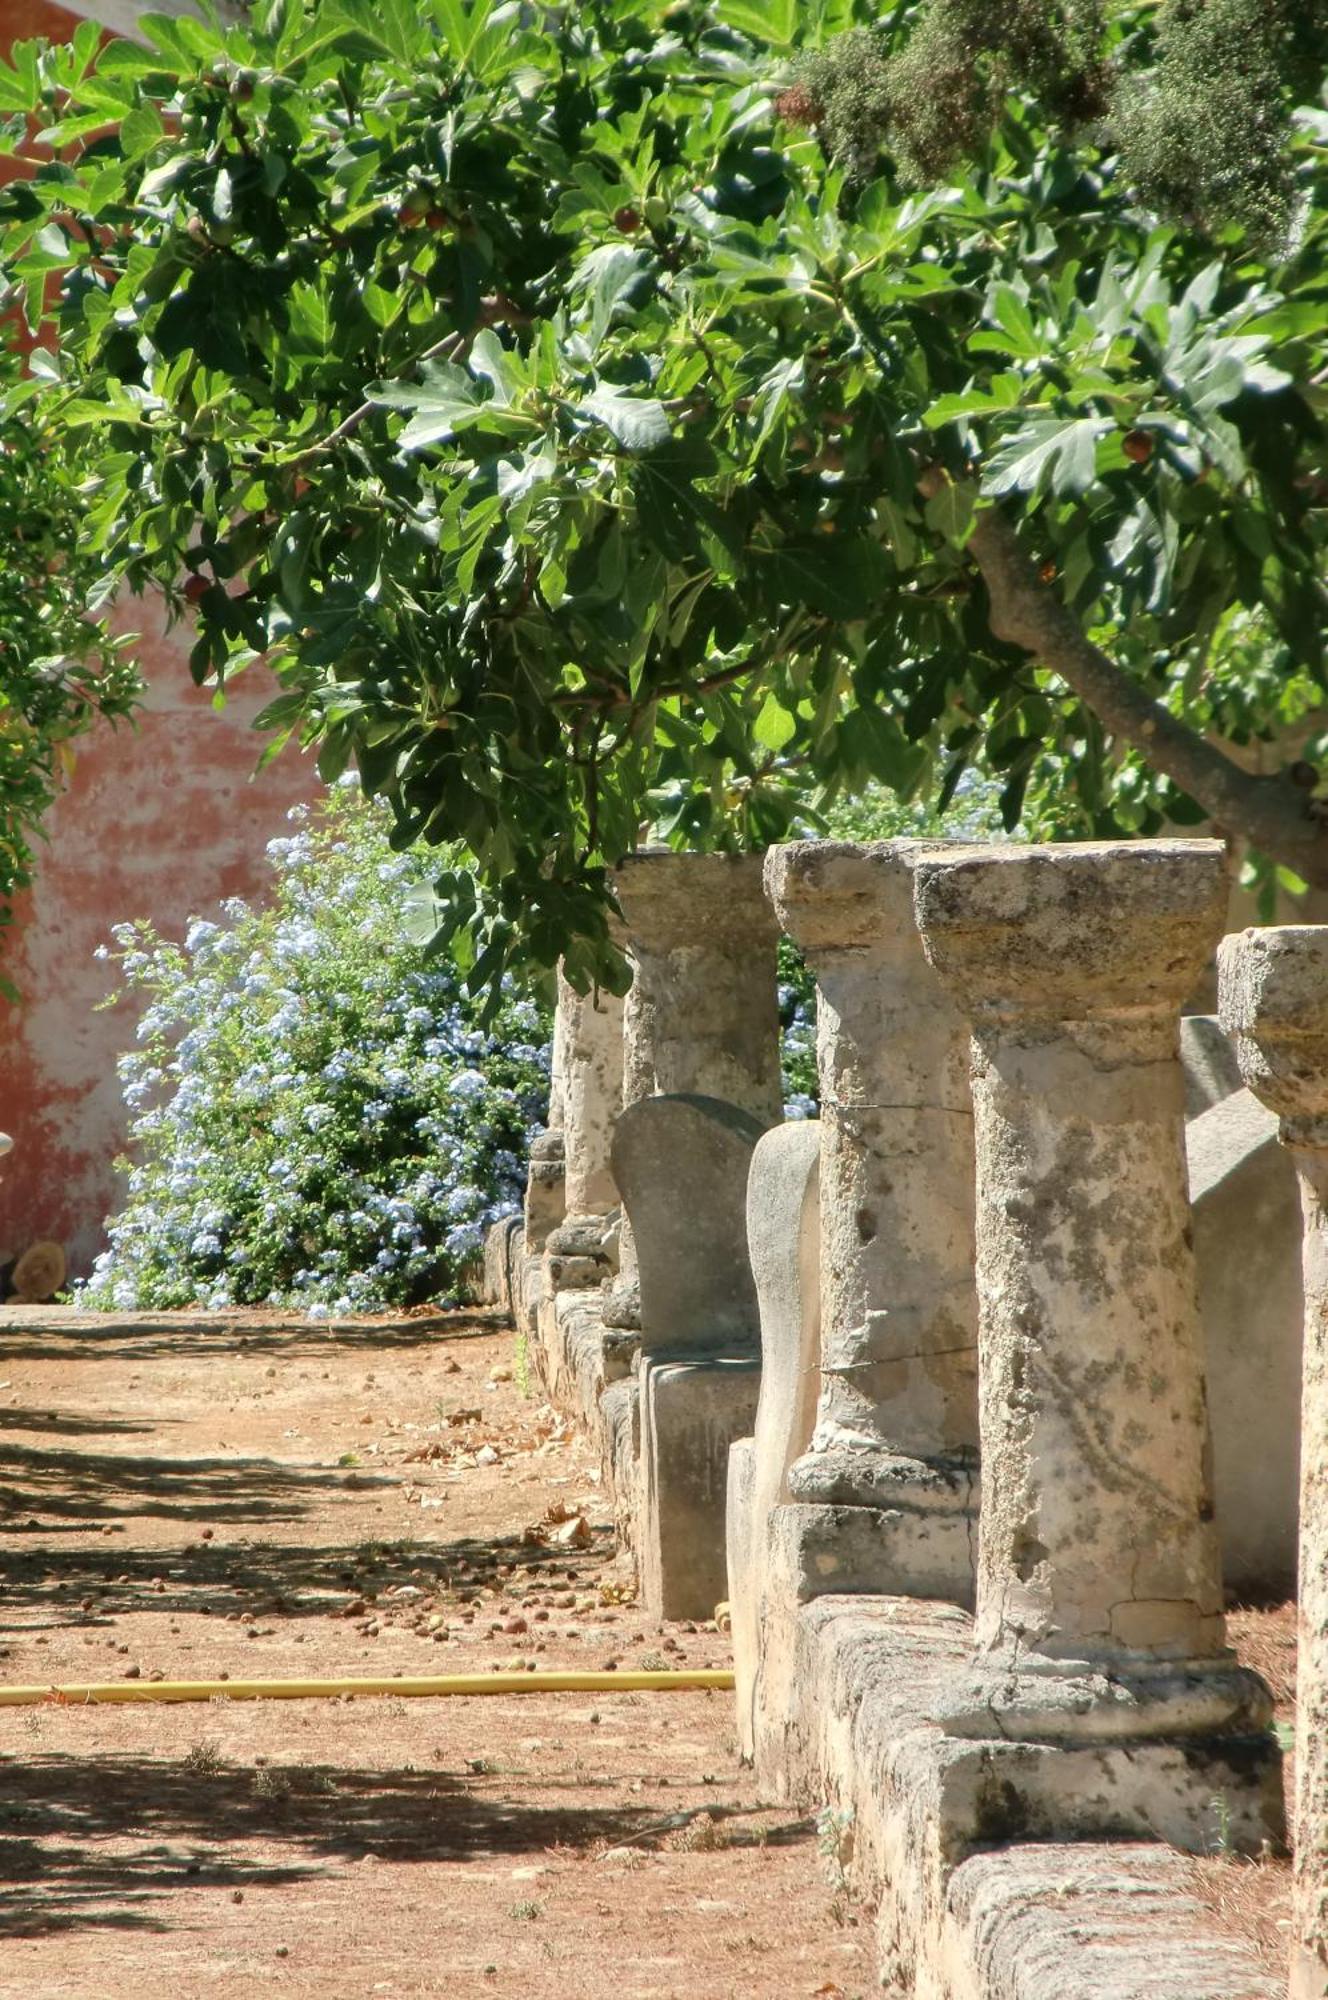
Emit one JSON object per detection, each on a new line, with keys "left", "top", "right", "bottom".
{"left": 962, "top": 498, "right": 1328, "bottom": 887}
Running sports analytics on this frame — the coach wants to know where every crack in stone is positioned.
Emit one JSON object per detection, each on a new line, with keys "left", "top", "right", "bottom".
{"left": 815, "top": 1343, "right": 979, "bottom": 1374}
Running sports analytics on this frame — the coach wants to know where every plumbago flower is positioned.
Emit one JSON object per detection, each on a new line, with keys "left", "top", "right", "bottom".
{"left": 83, "top": 790, "right": 550, "bottom": 1315}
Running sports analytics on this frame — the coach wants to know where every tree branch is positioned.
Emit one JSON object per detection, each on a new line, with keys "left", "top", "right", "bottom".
{"left": 957, "top": 490, "right": 1328, "bottom": 884}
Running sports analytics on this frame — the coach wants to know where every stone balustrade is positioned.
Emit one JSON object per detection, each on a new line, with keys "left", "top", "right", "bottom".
{"left": 606, "top": 850, "right": 783, "bottom": 1337}
{"left": 1219, "top": 926, "right": 1328, "bottom": 2000}
{"left": 543, "top": 965, "right": 625, "bottom": 1294}
{"left": 762, "top": 840, "right": 979, "bottom": 1606}
{"left": 726, "top": 1119, "right": 821, "bottom": 1758}
{"left": 521, "top": 993, "right": 567, "bottom": 1259}
{"left": 911, "top": 840, "right": 1278, "bottom": 1848}
{"left": 605, "top": 851, "right": 782, "bottom": 1617}
{"left": 494, "top": 834, "right": 1301, "bottom": 1997}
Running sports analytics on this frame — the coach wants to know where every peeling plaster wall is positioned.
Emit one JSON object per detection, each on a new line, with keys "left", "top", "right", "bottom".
{"left": 0, "top": 601, "right": 318, "bottom": 1278}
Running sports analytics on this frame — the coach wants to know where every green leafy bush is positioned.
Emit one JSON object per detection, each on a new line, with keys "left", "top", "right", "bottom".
{"left": 8, "top": 0, "right": 1328, "bottom": 975}
{"left": 83, "top": 789, "right": 550, "bottom": 1315}
{"left": 0, "top": 348, "right": 140, "bottom": 966}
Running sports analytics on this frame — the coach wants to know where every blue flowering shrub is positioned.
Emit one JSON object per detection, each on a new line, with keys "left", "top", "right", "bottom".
{"left": 83, "top": 791, "right": 550, "bottom": 1316}
{"left": 779, "top": 937, "right": 819, "bottom": 1121}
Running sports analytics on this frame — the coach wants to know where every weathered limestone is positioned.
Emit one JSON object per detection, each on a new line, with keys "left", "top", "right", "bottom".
{"left": 479, "top": 1213, "right": 522, "bottom": 1314}
{"left": 1188, "top": 1087, "right": 1303, "bottom": 1598}
{"left": 522, "top": 993, "right": 568, "bottom": 1257}
{"left": 774, "top": 1594, "right": 1282, "bottom": 1991}
{"left": 544, "top": 967, "right": 625, "bottom": 1293}
{"left": 911, "top": 842, "right": 1278, "bottom": 1845}
{"left": 605, "top": 850, "right": 783, "bottom": 1335}
{"left": 613, "top": 1093, "right": 767, "bottom": 1617}
{"left": 614, "top": 850, "right": 784, "bottom": 1120}
{"left": 763, "top": 841, "right": 979, "bottom": 1606}
{"left": 1218, "top": 927, "right": 1328, "bottom": 2000}
{"left": 522, "top": 1134, "right": 566, "bottom": 1260}
{"left": 726, "top": 1120, "right": 821, "bottom": 1758}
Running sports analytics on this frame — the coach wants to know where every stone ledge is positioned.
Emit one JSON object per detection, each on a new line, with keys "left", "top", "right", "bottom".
{"left": 940, "top": 1843, "right": 1281, "bottom": 2000}
{"left": 765, "top": 1593, "right": 1280, "bottom": 2000}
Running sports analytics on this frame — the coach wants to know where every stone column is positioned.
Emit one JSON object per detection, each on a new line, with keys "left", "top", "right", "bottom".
{"left": 598, "top": 851, "right": 781, "bottom": 1616}
{"left": 522, "top": 992, "right": 567, "bottom": 1257}
{"left": 615, "top": 849, "right": 783, "bottom": 1116}
{"left": 544, "top": 967, "right": 625, "bottom": 1292}
{"left": 912, "top": 841, "right": 1272, "bottom": 1759}
{"left": 726, "top": 1118, "right": 821, "bottom": 1759}
{"left": 605, "top": 850, "right": 782, "bottom": 1330}
{"left": 762, "top": 841, "right": 978, "bottom": 1604}
{"left": 1219, "top": 926, "right": 1328, "bottom": 1998}
{"left": 767, "top": 842, "right": 978, "bottom": 1469}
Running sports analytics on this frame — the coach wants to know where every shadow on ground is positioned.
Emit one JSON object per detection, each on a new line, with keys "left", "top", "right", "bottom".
{"left": 0, "top": 1524, "right": 614, "bottom": 1630}
{"left": 0, "top": 1411, "right": 160, "bottom": 1439}
{"left": 0, "top": 1749, "right": 703, "bottom": 1938}
{"left": 0, "top": 1441, "right": 389, "bottom": 1535}
{"left": 0, "top": 1312, "right": 504, "bottom": 1366}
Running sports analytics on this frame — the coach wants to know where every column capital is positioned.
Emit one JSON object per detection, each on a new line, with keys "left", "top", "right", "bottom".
{"left": 763, "top": 839, "right": 950, "bottom": 962}
{"left": 1218, "top": 926, "right": 1328, "bottom": 1143}
{"left": 912, "top": 840, "right": 1229, "bottom": 1022}
{"left": 614, "top": 849, "right": 777, "bottom": 953}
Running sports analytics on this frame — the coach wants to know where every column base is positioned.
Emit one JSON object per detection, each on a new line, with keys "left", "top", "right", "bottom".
{"left": 766, "top": 1495, "right": 977, "bottom": 1608}
{"left": 523, "top": 1134, "right": 565, "bottom": 1256}
{"left": 545, "top": 1212, "right": 617, "bottom": 1294}
{"left": 544, "top": 1253, "right": 603, "bottom": 1291}
{"left": 789, "top": 1441, "right": 978, "bottom": 1512}
{"left": 936, "top": 1647, "right": 1273, "bottom": 1746}
{"left": 781, "top": 1443, "right": 978, "bottom": 1605}
{"left": 602, "top": 1274, "right": 641, "bottom": 1330}
{"left": 932, "top": 1727, "right": 1285, "bottom": 1859}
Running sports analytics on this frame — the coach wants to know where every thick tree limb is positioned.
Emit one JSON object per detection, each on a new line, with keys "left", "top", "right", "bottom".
{"left": 962, "top": 497, "right": 1328, "bottom": 885}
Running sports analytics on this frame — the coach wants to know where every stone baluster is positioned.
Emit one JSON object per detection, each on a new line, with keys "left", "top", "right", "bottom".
{"left": 911, "top": 841, "right": 1278, "bottom": 1850}
{"left": 596, "top": 850, "right": 781, "bottom": 1617}
{"left": 762, "top": 841, "right": 978, "bottom": 1603}
{"left": 605, "top": 851, "right": 783, "bottom": 1332}
{"left": 522, "top": 990, "right": 568, "bottom": 1258}
{"left": 726, "top": 1119, "right": 821, "bottom": 1758}
{"left": 544, "top": 966, "right": 626, "bottom": 1293}
{"left": 1219, "top": 926, "right": 1328, "bottom": 1993}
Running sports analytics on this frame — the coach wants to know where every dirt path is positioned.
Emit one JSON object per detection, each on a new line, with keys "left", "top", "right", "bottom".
{"left": 0, "top": 1306, "right": 875, "bottom": 2000}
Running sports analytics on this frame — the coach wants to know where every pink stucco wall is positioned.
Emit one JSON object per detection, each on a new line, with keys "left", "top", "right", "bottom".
{"left": 0, "top": 599, "right": 318, "bottom": 1277}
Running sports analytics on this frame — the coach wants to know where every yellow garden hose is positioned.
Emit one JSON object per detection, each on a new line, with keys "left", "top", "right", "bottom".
{"left": 0, "top": 1668, "right": 734, "bottom": 1707}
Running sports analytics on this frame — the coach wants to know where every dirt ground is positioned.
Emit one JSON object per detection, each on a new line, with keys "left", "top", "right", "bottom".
{"left": 1185, "top": 1599, "right": 1298, "bottom": 1974}
{"left": 0, "top": 1306, "right": 875, "bottom": 2000}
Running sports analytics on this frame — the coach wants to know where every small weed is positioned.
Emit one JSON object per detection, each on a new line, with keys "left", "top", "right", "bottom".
{"left": 1274, "top": 1720, "right": 1296, "bottom": 1752}
{"left": 509, "top": 1899, "right": 543, "bottom": 1921}
{"left": 183, "top": 1740, "right": 225, "bottom": 1777}
{"left": 816, "top": 1802, "right": 856, "bottom": 1896}
{"left": 337, "top": 1452, "right": 361, "bottom": 1468}
{"left": 252, "top": 1766, "right": 294, "bottom": 1802}
{"left": 638, "top": 1650, "right": 669, "bottom": 1672}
